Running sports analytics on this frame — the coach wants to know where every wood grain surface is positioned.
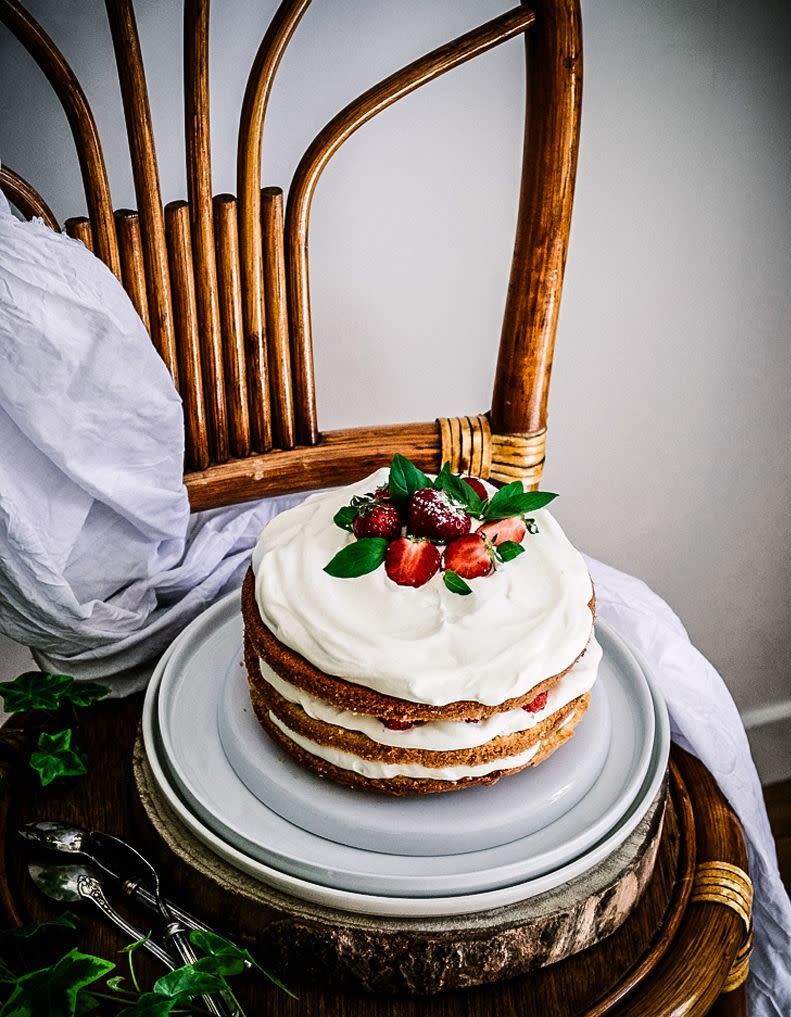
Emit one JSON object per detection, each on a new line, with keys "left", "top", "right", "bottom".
{"left": 0, "top": 697, "right": 747, "bottom": 1015}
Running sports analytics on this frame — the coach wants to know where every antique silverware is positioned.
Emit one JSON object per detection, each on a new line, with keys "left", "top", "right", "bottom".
{"left": 18, "top": 821, "right": 209, "bottom": 933}
{"left": 21, "top": 822, "right": 242, "bottom": 1017}
{"left": 28, "top": 861, "right": 176, "bottom": 969}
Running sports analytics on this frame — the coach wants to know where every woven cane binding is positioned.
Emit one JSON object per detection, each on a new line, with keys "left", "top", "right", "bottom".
{"left": 691, "top": 861, "right": 753, "bottom": 992}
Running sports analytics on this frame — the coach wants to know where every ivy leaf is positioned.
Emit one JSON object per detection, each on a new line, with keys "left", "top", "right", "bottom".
{"left": 0, "top": 948, "right": 114, "bottom": 1017}
{"left": 443, "top": 570, "right": 472, "bottom": 596}
{"left": 432, "top": 463, "right": 485, "bottom": 515}
{"left": 482, "top": 483, "right": 557, "bottom": 521}
{"left": 388, "top": 454, "right": 431, "bottom": 501}
{"left": 29, "top": 729, "right": 86, "bottom": 787}
{"left": 116, "top": 993, "right": 179, "bottom": 1017}
{"left": 496, "top": 541, "right": 526, "bottom": 563}
{"left": 152, "top": 965, "right": 226, "bottom": 1000}
{"left": 0, "top": 912, "right": 78, "bottom": 941}
{"left": 189, "top": 929, "right": 296, "bottom": 997}
{"left": 332, "top": 505, "right": 358, "bottom": 532}
{"left": 324, "top": 538, "right": 387, "bottom": 578}
{"left": 64, "top": 682, "right": 110, "bottom": 708}
{"left": 105, "top": 975, "right": 126, "bottom": 991}
{"left": 0, "top": 672, "right": 74, "bottom": 713}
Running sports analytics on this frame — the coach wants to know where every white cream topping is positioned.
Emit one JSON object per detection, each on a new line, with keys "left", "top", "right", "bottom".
{"left": 252, "top": 468, "right": 594, "bottom": 707}
{"left": 259, "top": 634, "right": 601, "bottom": 752}
{"left": 268, "top": 712, "right": 543, "bottom": 781}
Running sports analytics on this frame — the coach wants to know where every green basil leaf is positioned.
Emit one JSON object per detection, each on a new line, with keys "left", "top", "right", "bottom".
{"left": 0, "top": 948, "right": 114, "bottom": 1017}
{"left": 388, "top": 453, "right": 431, "bottom": 501}
{"left": 64, "top": 682, "right": 110, "bottom": 709}
{"left": 0, "top": 672, "right": 74, "bottom": 713}
{"left": 483, "top": 485, "right": 557, "bottom": 521}
{"left": 333, "top": 505, "right": 357, "bottom": 532}
{"left": 29, "top": 729, "right": 86, "bottom": 787}
{"left": 496, "top": 541, "right": 525, "bottom": 562}
{"left": 432, "top": 463, "right": 484, "bottom": 515}
{"left": 323, "top": 538, "right": 387, "bottom": 578}
{"left": 443, "top": 570, "right": 472, "bottom": 596}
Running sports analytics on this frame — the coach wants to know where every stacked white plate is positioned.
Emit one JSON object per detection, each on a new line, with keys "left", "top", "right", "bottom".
{"left": 142, "top": 591, "right": 669, "bottom": 919}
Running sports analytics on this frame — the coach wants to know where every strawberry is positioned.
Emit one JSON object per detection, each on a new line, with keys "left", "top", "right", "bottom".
{"left": 374, "top": 484, "right": 393, "bottom": 502}
{"left": 463, "top": 476, "right": 487, "bottom": 501}
{"left": 407, "top": 488, "right": 471, "bottom": 542}
{"left": 385, "top": 536, "right": 441, "bottom": 588}
{"left": 477, "top": 516, "right": 527, "bottom": 546}
{"left": 352, "top": 502, "right": 401, "bottom": 540}
{"left": 381, "top": 718, "right": 415, "bottom": 730}
{"left": 523, "top": 690, "right": 548, "bottom": 713}
{"left": 443, "top": 533, "right": 494, "bottom": 579}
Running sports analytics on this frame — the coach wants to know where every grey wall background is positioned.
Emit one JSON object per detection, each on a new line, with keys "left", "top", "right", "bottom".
{"left": 1, "top": 0, "right": 790, "bottom": 778}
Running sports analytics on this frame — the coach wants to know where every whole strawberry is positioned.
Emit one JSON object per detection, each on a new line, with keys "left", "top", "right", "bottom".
{"left": 385, "top": 536, "right": 441, "bottom": 588}
{"left": 352, "top": 502, "right": 401, "bottom": 540}
{"left": 407, "top": 488, "right": 471, "bottom": 542}
{"left": 443, "top": 532, "right": 495, "bottom": 579}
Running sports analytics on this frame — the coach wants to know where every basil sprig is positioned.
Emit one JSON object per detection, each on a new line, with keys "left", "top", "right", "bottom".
{"left": 443, "top": 570, "right": 472, "bottom": 596}
{"left": 324, "top": 537, "right": 388, "bottom": 578}
{"left": 333, "top": 505, "right": 357, "bottom": 532}
{"left": 496, "top": 540, "right": 525, "bottom": 562}
{"left": 388, "top": 453, "right": 431, "bottom": 501}
{"left": 432, "top": 462, "right": 485, "bottom": 514}
{"left": 482, "top": 482, "right": 557, "bottom": 521}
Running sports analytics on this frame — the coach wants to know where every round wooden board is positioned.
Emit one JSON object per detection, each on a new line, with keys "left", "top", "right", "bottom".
{"left": 0, "top": 696, "right": 749, "bottom": 1016}
{"left": 132, "top": 730, "right": 670, "bottom": 994}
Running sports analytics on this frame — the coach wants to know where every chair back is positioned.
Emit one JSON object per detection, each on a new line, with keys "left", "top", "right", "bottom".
{"left": 0, "top": 0, "right": 582, "bottom": 510}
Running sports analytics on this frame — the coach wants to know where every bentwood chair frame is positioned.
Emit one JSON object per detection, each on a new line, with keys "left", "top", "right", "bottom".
{"left": 0, "top": 0, "right": 578, "bottom": 510}
{"left": 0, "top": 2, "right": 754, "bottom": 1010}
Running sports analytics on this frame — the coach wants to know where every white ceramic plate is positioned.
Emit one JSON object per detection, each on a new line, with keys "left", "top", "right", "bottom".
{"left": 217, "top": 645, "right": 612, "bottom": 856}
{"left": 142, "top": 637, "right": 669, "bottom": 917}
{"left": 142, "top": 591, "right": 669, "bottom": 914}
{"left": 156, "top": 595, "right": 651, "bottom": 893}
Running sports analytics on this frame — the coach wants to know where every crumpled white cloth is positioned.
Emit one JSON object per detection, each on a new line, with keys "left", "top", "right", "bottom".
{"left": 0, "top": 188, "right": 789, "bottom": 1014}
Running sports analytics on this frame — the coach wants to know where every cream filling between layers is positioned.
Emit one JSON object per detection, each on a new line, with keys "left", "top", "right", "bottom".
{"left": 253, "top": 467, "right": 594, "bottom": 707}
{"left": 260, "top": 634, "right": 601, "bottom": 751}
{"left": 268, "top": 713, "right": 543, "bottom": 781}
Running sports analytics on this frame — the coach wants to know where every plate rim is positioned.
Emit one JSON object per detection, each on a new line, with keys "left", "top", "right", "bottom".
{"left": 141, "top": 590, "right": 670, "bottom": 919}
{"left": 156, "top": 592, "right": 656, "bottom": 888}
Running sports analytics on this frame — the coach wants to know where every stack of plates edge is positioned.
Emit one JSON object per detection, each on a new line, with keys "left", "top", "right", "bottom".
{"left": 141, "top": 591, "right": 670, "bottom": 919}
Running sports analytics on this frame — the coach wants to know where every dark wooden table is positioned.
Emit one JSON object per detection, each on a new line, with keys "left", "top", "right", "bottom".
{"left": 0, "top": 696, "right": 749, "bottom": 1015}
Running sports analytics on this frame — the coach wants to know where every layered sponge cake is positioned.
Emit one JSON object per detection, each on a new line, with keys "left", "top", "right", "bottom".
{"left": 242, "top": 456, "right": 598, "bottom": 796}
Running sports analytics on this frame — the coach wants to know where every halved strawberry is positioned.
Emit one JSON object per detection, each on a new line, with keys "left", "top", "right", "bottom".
{"left": 381, "top": 718, "right": 415, "bottom": 730}
{"left": 352, "top": 503, "right": 401, "bottom": 540}
{"left": 385, "top": 536, "right": 441, "bottom": 588}
{"left": 407, "top": 488, "right": 471, "bottom": 542}
{"left": 477, "top": 516, "right": 527, "bottom": 546}
{"left": 443, "top": 533, "right": 494, "bottom": 579}
{"left": 523, "top": 690, "right": 548, "bottom": 713}
{"left": 463, "top": 476, "right": 487, "bottom": 501}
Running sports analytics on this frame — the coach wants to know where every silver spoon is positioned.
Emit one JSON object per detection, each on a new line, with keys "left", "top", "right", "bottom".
{"left": 21, "top": 823, "right": 241, "bottom": 1017}
{"left": 28, "top": 861, "right": 176, "bottom": 970}
{"left": 18, "top": 821, "right": 209, "bottom": 933}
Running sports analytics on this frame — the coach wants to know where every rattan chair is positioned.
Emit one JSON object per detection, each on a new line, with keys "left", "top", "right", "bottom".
{"left": 0, "top": 1, "right": 754, "bottom": 1012}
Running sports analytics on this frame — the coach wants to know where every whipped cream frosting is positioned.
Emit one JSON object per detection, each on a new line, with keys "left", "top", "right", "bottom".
{"left": 259, "top": 634, "right": 601, "bottom": 751}
{"left": 268, "top": 712, "right": 543, "bottom": 781}
{"left": 252, "top": 467, "right": 594, "bottom": 707}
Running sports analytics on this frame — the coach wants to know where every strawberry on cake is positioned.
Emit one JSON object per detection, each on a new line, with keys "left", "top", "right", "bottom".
{"left": 242, "top": 454, "right": 598, "bottom": 796}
